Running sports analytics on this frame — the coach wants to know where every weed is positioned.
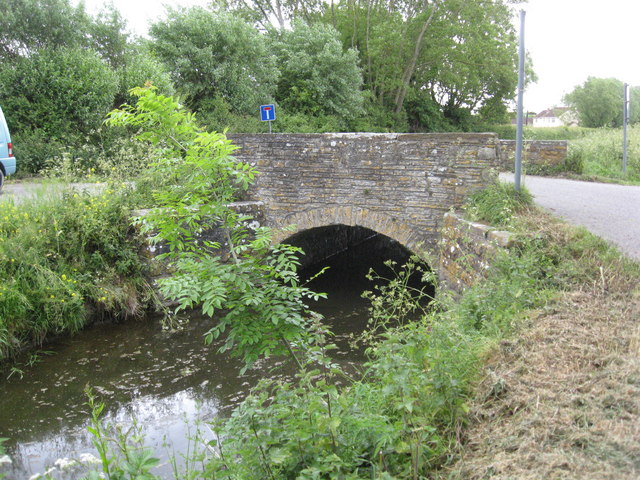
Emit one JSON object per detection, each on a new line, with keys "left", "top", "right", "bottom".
{"left": 568, "top": 125, "right": 640, "bottom": 182}
{"left": 464, "top": 181, "right": 533, "bottom": 227}
{"left": 0, "top": 186, "right": 150, "bottom": 362}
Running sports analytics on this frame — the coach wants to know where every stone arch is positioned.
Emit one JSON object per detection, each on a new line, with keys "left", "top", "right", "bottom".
{"left": 270, "top": 206, "right": 427, "bottom": 254}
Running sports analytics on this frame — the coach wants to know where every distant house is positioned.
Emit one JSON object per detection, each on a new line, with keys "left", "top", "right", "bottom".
{"left": 533, "top": 107, "right": 577, "bottom": 127}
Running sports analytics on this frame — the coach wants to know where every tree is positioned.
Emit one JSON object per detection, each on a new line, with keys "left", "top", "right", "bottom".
{"left": 0, "top": 0, "right": 91, "bottom": 61}
{"left": 117, "top": 46, "right": 175, "bottom": 107}
{"left": 563, "top": 77, "right": 625, "bottom": 128}
{"left": 149, "top": 7, "right": 278, "bottom": 115}
{"left": 271, "top": 22, "right": 364, "bottom": 119}
{"left": 321, "top": 0, "right": 523, "bottom": 130}
{"left": 87, "top": 3, "right": 130, "bottom": 70}
{"left": 0, "top": 47, "right": 118, "bottom": 137}
{"left": 219, "top": 0, "right": 324, "bottom": 30}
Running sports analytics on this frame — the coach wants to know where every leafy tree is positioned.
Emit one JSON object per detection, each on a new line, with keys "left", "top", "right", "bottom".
{"left": 0, "top": 0, "right": 91, "bottom": 61}
{"left": 108, "top": 87, "right": 324, "bottom": 370}
{"left": 117, "top": 47, "right": 175, "bottom": 106}
{"left": 0, "top": 47, "right": 118, "bottom": 137}
{"left": 220, "top": 0, "right": 324, "bottom": 30}
{"left": 87, "top": 3, "right": 130, "bottom": 70}
{"left": 271, "top": 22, "right": 364, "bottom": 119}
{"left": 149, "top": 7, "right": 278, "bottom": 115}
{"left": 324, "top": 0, "right": 523, "bottom": 130}
{"left": 563, "top": 77, "right": 625, "bottom": 128}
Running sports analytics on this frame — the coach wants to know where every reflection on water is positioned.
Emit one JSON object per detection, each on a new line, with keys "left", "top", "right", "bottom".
{"left": 0, "top": 231, "right": 430, "bottom": 479}
{"left": 0, "top": 315, "right": 277, "bottom": 478}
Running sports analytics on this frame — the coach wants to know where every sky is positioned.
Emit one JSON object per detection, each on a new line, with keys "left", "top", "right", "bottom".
{"left": 76, "top": 0, "right": 640, "bottom": 113}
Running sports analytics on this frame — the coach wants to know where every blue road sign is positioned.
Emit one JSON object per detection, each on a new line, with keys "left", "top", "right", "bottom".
{"left": 260, "top": 104, "right": 276, "bottom": 122}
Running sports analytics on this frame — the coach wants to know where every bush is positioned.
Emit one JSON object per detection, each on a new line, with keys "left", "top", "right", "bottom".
{"left": 40, "top": 127, "right": 162, "bottom": 180}
{"left": 0, "top": 187, "right": 149, "bottom": 361}
{"left": 11, "top": 129, "right": 70, "bottom": 175}
{"left": 0, "top": 47, "right": 118, "bottom": 138}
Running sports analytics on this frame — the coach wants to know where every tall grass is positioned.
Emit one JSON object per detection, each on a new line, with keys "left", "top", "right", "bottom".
{"left": 476, "top": 124, "right": 594, "bottom": 141}
{"left": 567, "top": 125, "right": 640, "bottom": 182}
{"left": 0, "top": 186, "right": 149, "bottom": 362}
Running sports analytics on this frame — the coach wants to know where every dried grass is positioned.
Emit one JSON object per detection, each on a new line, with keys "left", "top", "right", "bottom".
{"left": 442, "top": 214, "right": 640, "bottom": 480}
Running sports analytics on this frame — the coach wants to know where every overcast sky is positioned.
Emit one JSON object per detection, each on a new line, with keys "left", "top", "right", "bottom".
{"left": 77, "top": 0, "right": 640, "bottom": 113}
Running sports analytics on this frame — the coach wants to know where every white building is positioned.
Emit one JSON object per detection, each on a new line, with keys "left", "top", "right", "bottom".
{"left": 533, "top": 107, "right": 577, "bottom": 128}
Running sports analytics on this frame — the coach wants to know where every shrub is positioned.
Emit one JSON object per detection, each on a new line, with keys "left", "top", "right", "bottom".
{"left": 0, "top": 47, "right": 118, "bottom": 138}
{"left": 0, "top": 187, "right": 149, "bottom": 361}
{"left": 40, "top": 126, "right": 162, "bottom": 180}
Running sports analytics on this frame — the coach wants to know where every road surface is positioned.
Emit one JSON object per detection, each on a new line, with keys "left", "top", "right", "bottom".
{"left": 500, "top": 173, "right": 640, "bottom": 260}
{"left": 0, "top": 181, "right": 106, "bottom": 204}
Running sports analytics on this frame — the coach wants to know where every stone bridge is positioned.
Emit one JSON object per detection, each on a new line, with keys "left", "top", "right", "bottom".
{"left": 229, "top": 133, "right": 501, "bottom": 257}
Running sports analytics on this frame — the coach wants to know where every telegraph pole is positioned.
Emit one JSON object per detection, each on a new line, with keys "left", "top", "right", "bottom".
{"left": 514, "top": 10, "right": 526, "bottom": 191}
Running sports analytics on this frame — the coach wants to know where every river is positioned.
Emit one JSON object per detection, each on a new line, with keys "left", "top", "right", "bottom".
{"left": 0, "top": 231, "right": 432, "bottom": 479}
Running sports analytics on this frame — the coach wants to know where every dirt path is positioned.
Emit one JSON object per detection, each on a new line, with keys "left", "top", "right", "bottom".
{"left": 499, "top": 173, "right": 640, "bottom": 260}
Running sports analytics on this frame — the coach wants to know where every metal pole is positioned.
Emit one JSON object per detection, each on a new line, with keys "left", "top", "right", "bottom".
{"left": 623, "top": 83, "right": 629, "bottom": 174}
{"left": 514, "top": 10, "right": 526, "bottom": 192}
{"left": 269, "top": 120, "right": 272, "bottom": 134}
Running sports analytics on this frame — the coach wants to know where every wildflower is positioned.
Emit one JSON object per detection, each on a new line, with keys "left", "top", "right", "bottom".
{"left": 54, "top": 457, "right": 77, "bottom": 470}
{"left": 79, "top": 453, "right": 101, "bottom": 464}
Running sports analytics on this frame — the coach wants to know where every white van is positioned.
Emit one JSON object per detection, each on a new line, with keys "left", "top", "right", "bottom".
{"left": 0, "top": 106, "right": 16, "bottom": 190}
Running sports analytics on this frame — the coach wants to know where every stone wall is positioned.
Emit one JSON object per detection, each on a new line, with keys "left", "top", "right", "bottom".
{"left": 229, "top": 133, "right": 500, "bottom": 255}
{"left": 439, "top": 212, "right": 514, "bottom": 293}
{"left": 499, "top": 140, "right": 568, "bottom": 172}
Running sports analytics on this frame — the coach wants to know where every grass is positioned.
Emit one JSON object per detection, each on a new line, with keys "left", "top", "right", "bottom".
{"left": 567, "top": 124, "right": 640, "bottom": 183}
{"left": 438, "top": 188, "right": 640, "bottom": 479}
{"left": 0, "top": 184, "right": 151, "bottom": 363}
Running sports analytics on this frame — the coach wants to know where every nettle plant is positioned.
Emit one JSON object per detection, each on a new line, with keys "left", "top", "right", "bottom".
{"left": 107, "top": 86, "right": 325, "bottom": 371}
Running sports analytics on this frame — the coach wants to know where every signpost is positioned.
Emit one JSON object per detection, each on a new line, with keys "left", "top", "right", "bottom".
{"left": 514, "top": 10, "right": 526, "bottom": 192}
{"left": 260, "top": 104, "right": 276, "bottom": 133}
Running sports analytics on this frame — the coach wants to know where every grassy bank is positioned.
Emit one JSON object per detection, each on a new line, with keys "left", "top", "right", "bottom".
{"left": 443, "top": 212, "right": 640, "bottom": 479}
{"left": 567, "top": 124, "right": 640, "bottom": 182}
{"left": 8, "top": 181, "right": 638, "bottom": 480}
{"left": 0, "top": 185, "right": 151, "bottom": 363}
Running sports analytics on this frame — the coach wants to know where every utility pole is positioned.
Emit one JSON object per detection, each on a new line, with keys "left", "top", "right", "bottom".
{"left": 623, "top": 83, "right": 629, "bottom": 174}
{"left": 514, "top": 10, "right": 526, "bottom": 191}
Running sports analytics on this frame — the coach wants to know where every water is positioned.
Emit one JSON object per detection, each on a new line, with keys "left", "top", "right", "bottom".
{"left": 0, "top": 231, "right": 431, "bottom": 479}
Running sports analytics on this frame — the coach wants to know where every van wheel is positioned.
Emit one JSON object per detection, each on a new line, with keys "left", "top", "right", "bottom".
{"left": 0, "top": 170, "right": 4, "bottom": 191}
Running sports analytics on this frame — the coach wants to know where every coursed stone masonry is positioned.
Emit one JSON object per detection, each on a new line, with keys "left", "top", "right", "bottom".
{"left": 499, "top": 140, "right": 568, "bottom": 172}
{"left": 229, "top": 133, "right": 501, "bottom": 255}
{"left": 439, "top": 212, "right": 514, "bottom": 293}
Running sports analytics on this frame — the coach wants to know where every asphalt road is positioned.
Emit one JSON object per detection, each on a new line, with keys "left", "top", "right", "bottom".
{"left": 500, "top": 173, "right": 640, "bottom": 260}
{"left": 0, "top": 181, "right": 105, "bottom": 204}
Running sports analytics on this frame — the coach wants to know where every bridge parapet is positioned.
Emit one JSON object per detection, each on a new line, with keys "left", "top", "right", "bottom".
{"left": 229, "top": 133, "right": 500, "bottom": 254}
